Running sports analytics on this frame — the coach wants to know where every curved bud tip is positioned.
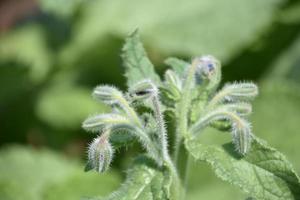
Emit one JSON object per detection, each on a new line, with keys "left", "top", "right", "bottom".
{"left": 93, "top": 85, "right": 123, "bottom": 105}
{"left": 129, "top": 79, "right": 158, "bottom": 100}
{"left": 193, "top": 55, "right": 220, "bottom": 79}
{"left": 87, "top": 134, "right": 114, "bottom": 173}
{"left": 224, "top": 82, "right": 258, "bottom": 101}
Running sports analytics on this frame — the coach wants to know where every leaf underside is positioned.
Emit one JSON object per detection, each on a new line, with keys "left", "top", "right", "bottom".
{"left": 186, "top": 136, "right": 300, "bottom": 200}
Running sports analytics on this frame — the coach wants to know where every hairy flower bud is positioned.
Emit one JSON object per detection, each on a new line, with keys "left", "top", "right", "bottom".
{"left": 129, "top": 79, "right": 157, "bottom": 100}
{"left": 231, "top": 119, "right": 252, "bottom": 155}
{"left": 221, "top": 82, "right": 258, "bottom": 102}
{"left": 87, "top": 133, "right": 114, "bottom": 173}
{"left": 93, "top": 85, "right": 123, "bottom": 105}
{"left": 194, "top": 55, "right": 220, "bottom": 80}
{"left": 82, "top": 114, "right": 130, "bottom": 133}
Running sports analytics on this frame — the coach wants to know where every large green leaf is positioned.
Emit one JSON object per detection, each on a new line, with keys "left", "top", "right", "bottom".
{"left": 265, "top": 34, "right": 300, "bottom": 83}
{"left": 98, "top": 157, "right": 173, "bottom": 200}
{"left": 186, "top": 137, "right": 300, "bottom": 200}
{"left": 251, "top": 80, "right": 300, "bottom": 171}
{"left": 63, "top": 0, "right": 284, "bottom": 63}
{"left": 0, "top": 25, "right": 52, "bottom": 83}
{"left": 36, "top": 85, "right": 107, "bottom": 129}
{"left": 122, "top": 31, "right": 161, "bottom": 87}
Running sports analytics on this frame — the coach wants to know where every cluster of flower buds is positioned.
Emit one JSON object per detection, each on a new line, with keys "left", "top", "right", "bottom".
{"left": 187, "top": 55, "right": 258, "bottom": 155}
{"left": 83, "top": 79, "right": 170, "bottom": 172}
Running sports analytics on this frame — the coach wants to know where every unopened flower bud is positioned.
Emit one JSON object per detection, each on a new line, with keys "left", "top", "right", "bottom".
{"left": 87, "top": 134, "right": 114, "bottom": 173}
{"left": 231, "top": 120, "right": 252, "bottom": 155}
{"left": 129, "top": 80, "right": 157, "bottom": 100}
{"left": 93, "top": 85, "right": 123, "bottom": 105}
{"left": 222, "top": 82, "right": 258, "bottom": 102}
{"left": 193, "top": 55, "right": 220, "bottom": 80}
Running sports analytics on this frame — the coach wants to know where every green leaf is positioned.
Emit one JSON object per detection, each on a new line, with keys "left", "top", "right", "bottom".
{"left": 0, "top": 25, "right": 52, "bottom": 83}
{"left": 99, "top": 156, "right": 172, "bottom": 200}
{"left": 186, "top": 136, "right": 300, "bottom": 200}
{"left": 122, "top": 31, "right": 161, "bottom": 87}
{"left": 265, "top": 34, "right": 300, "bottom": 84}
{"left": 36, "top": 85, "right": 108, "bottom": 129}
{"left": 39, "top": 0, "right": 82, "bottom": 19}
{"left": 65, "top": 0, "right": 284, "bottom": 63}
{"left": 164, "top": 57, "right": 189, "bottom": 77}
{"left": 0, "top": 146, "right": 120, "bottom": 200}
{"left": 251, "top": 80, "right": 300, "bottom": 171}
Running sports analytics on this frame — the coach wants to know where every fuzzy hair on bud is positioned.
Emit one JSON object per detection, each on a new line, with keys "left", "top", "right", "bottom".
{"left": 231, "top": 119, "right": 252, "bottom": 155}
{"left": 87, "top": 133, "right": 114, "bottom": 173}
{"left": 220, "top": 103, "right": 252, "bottom": 116}
{"left": 212, "top": 82, "right": 258, "bottom": 105}
{"left": 82, "top": 114, "right": 130, "bottom": 133}
{"left": 190, "top": 107, "right": 252, "bottom": 155}
{"left": 93, "top": 85, "right": 123, "bottom": 105}
{"left": 129, "top": 79, "right": 158, "bottom": 100}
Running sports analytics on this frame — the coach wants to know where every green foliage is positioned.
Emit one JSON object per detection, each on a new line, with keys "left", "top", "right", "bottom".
{"left": 1, "top": 0, "right": 300, "bottom": 199}
{"left": 65, "top": 0, "right": 284, "bottom": 61}
{"left": 0, "top": 146, "right": 121, "bottom": 200}
{"left": 98, "top": 157, "right": 173, "bottom": 200}
{"left": 186, "top": 137, "right": 300, "bottom": 199}
{"left": 122, "top": 31, "right": 161, "bottom": 87}
{"left": 81, "top": 31, "right": 300, "bottom": 200}
{"left": 37, "top": 86, "right": 106, "bottom": 129}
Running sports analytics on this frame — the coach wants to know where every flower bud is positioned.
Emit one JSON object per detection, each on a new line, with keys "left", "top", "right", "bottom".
{"left": 222, "top": 82, "right": 258, "bottom": 102}
{"left": 82, "top": 113, "right": 130, "bottom": 133}
{"left": 231, "top": 119, "right": 252, "bottom": 155}
{"left": 87, "top": 134, "right": 114, "bottom": 173}
{"left": 93, "top": 85, "right": 123, "bottom": 105}
{"left": 129, "top": 79, "right": 157, "bottom": 100}
{"left": 193, "top": 55, "right": 220, "bottom": 80}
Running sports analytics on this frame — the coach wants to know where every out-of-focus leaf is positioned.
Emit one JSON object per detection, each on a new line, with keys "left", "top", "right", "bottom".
{"left": 64, "top": 0, "right": 283, "bottom": 63}
{"left": 266, "top": 34, "right": 300, "bottom": 84}
{"left": 186, "top": 136, "right": 300, "bottom": 200}
{"left": 36, "top": 85, "right": 107, "bottom": 129}
{"left": 0, "top": 25, "right": 52, "bottom": 83}
{"left": 39, "top": 0, "right": 82, "bottom": 19}
{"left": 122, "top": 31, "right": 161, "bottom": 87}
{"left": 278, "top": 2, "right": 300, "bottom": 24}
{"left": 43, "top": 170, "right": 120, "bottom": 200}
{"left": 0, "top": 146, "right": 121, "bottom": 200}
{"left": 251, "top": 80, "right": 300, "bottom": 171}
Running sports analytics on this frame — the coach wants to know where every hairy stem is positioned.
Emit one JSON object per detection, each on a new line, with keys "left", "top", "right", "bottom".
{"left": 151, "top": 92, "right": 182, "bottom": 199}
{"left": 173, "top": 60, "right": 197, "bottom": 178}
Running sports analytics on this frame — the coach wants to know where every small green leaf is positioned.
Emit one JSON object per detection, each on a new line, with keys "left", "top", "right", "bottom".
{"left": 122, "top": 30, "right": 161, "bottom": 87}
{"left": 186, "top": 136, "right": 300, "bottom": 200}
{"left": 164, "top": 57, "right": 189, "bottom": 77}
{"left": 99, "top": 156, "right": 172, "bottom": 200}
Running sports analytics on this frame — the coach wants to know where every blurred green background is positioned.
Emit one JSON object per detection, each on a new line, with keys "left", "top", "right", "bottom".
{"left": 0, "top": 0, "right": 300, "bottom": 199}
